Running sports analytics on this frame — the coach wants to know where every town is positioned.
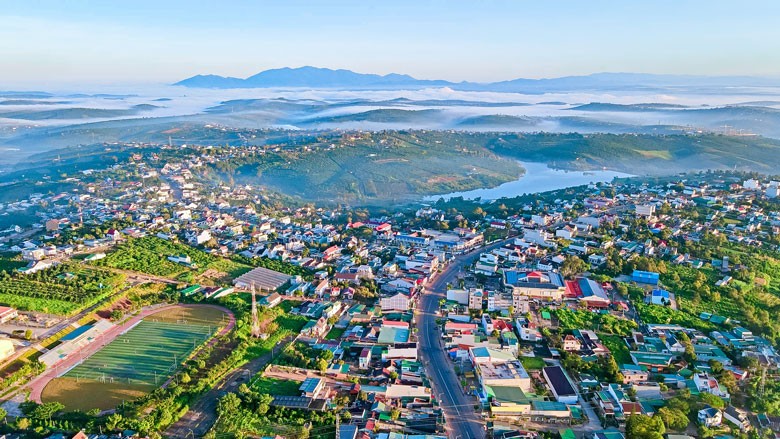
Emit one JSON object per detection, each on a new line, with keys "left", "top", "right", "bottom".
{"left": 0, "top": 141, "right": 779, "bottom": 439}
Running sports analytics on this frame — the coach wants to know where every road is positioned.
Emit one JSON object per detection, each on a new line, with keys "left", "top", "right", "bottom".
{"left": 416, "top": 238, "right": 514, "bottom": 439}
{"left": 164, "top": 337, "right": 293, "bottom": 438}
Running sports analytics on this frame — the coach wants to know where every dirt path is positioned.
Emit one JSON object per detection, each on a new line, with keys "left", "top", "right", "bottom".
{"left": 26, "top": 304, "right": 235, "bottom": 404}
{"left": 164, "top": 336, "right": 293, "bottom": 439}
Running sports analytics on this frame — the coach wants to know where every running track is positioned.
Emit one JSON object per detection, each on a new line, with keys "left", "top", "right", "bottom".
{"left": 27, "top": 304, "right": 236, "bottom": 404}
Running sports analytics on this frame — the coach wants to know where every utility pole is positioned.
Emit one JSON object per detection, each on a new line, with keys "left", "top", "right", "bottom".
{"left": 251, "top": 282, "right": 261, "bottom": 338}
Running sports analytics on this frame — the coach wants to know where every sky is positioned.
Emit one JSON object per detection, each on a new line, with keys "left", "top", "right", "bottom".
{"left": 1, "top": 0, "right": 779, "bottom": 86}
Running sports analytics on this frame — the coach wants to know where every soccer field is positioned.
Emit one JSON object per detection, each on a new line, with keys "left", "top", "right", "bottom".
{"left": 41, "top": 305, "right": 231, "bottom": 411}
{"left": 61, "top": 319, "right": 215, "bottom": 386}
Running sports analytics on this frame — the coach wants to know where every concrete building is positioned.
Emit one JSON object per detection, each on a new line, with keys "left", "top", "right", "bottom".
{"left": 543, "top": 366, "right": 578, "bottom": 404}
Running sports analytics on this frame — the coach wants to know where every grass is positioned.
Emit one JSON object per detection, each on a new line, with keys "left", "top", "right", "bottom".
{"left": 41, "top": 306, "right": 228, "bottom": 410}
{"left": 251, "top": 377, "right": 302, "bottom": 396}
{"left": 325, "top": 327, "right": 345, "bottom": 340}
{"left": 599, "top": 334, "right": 632, "bottom": 366}
{"left": 61, "top": 320, "right": 213, "bottom": 385}
{"left": 519, "top": 356, "right": 546, "bottom": 370}
{"left": 41, "top": 378, "right": 152, "bottom": 412}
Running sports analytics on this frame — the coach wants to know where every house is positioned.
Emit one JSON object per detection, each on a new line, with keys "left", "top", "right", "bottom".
{"left": 693, "top": 373, "right": 729, "bottom": 398}
{"left": 543, "top": 366, "right": 578, "bottom": 404}
{"left": 167, "top": 254, "right": 195, "bottom": 267}
{"left": 650, "top": 289, "right": 671, "bottom": 306}
{"left": 556, "top": 224, "right": 578, "bottom": 240}
{"left": 477, "top": 360, "right": 532, "bottom": 394}
{"left": 359, "top": 347, "right": 371, "bottom": 369}
{"left": 697, "top": 406, "right": 722, "bottom": 428}
{"left": 380, "top": 292, "right": 410, "bottom": 312}
{"left": 504, "top": 270, "right": 566, "bottom": 302}
{"left": 105, "top": 229, "right": 122, "bottom": 241}
{"left": 635, "top": 204, "right": 656, "bottom": 217}
{"left": 21, "top": 248, "right": 45, "bottom": 261}
{"left": 620, "top": 365, "right": 649, "bottom": 384}
{"left": 259, "top": 293, "right": 282, "bottom": 308}
{"left": 482, "top": 314, "right": 494, "bottom": 333}
{"left": 723, "top": 405, "right": 751, "bottom": 431}
{"left": 0, "top": 338, "right": 14, "bottom": 362}
{"left": 469, "top": 289, "right": 484, "bottom": 310}
{"left": 299, "top": 377, "right": 324, "bottom": 398}
{"left": 300, "top": 318, "right": 328, "bottom": 338}
{"left": 190, "top": 230, "right": 212, "bottom": 245}
{"left": 45, "top": 219, "right": 61, "bottom": 232}
{"left": 0, "top": 306, "right": 18, "bottom": 324}
{"left": 631, "top": 270, "right": 660, "bottom": 285}
{"left": 562, "top": 335, "right": 582, "bottom": 352}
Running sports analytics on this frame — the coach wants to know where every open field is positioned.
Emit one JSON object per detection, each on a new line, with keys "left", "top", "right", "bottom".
{"left": 40, "top": 377, "right": 152, "bottom": 412}
{"left": 41, "top": 305, "right": 230, "bottom": 410}
{"left": 251, "top": 376, "right": 301, "bottom": 396}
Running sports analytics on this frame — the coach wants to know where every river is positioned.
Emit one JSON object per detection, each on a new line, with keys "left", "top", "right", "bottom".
{"left": 425, "top": 161, "right": 633, "bottom": 201}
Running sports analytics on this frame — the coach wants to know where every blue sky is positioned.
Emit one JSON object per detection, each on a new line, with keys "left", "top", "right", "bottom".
{"left": 1, "top": 0, "right": 779, "bottom": 85}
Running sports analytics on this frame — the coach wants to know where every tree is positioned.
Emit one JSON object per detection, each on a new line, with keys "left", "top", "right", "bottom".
{"left": 15, "top": 418, "right": 29, "bottom": 430}
{"left": 560, "top": 256, "right": 588, "bottom": 278}
{"left": 657, "top": 406, "right": 689, "bottom": 431}
{"left": 255, "top": 393, "right": 273, "bottom": 415}
{"left": 389, "top": 408, "right": 401, "bottom": 420}
{"left": 24, "top": 329, "right": 33, "bottom": 340}
{"left": 105, "top": 413, "right": 124, "bottom": 431}
{"left": 0, "top": 407, "right": 6, "bottom": 420}
{"left": 699, "top": 392, "right": 725, "bottom": 409}
{"left": 216, "top": 393, "right": 242, "bottom": 417}
{"left": 31, "top": 401, "right": 64, "bottom": 421}
{"left": 678, "top": 332, "right": 697, "bottom": 365}
{"left": 626, "top": 414, "right": 665, "bottom": 439}
{"left": 316, "top": 358, "right": 329, "bottom": 373}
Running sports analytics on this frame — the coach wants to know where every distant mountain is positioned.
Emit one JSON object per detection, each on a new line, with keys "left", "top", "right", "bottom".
{"left": 569, "top": 102, "right": 690, "bottom": 112}
{"left": 175, "top": 67, "right": 780, "bottom": 91}
{"left": 175, "top": 66, "right": 454, "bottom": 89}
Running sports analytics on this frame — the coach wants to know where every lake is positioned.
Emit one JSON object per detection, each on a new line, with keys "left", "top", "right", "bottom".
{"left": 425, "top": 161, "right": 633, "bottom": 201}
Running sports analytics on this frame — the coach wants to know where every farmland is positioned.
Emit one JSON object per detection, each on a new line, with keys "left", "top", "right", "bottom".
{"left": 0, "top": 264, "right": 125, "bottom": 315}
{"left": 93, "top": 236, "right": 219, "bottom": 277}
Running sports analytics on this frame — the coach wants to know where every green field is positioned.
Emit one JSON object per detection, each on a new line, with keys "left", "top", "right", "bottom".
{"left": 251, "top": 377, "right": 302, "bottom": 396}
{"left": 599, "top": 334, "right": 633, "bottom": 366}
{"left": 519, "top": 356, "right": 546, "bottom": 370}
{"left": 61, "top": 320, "right": 213, "bottom": 385}
{"left": 42, "top": 306, "right": 228, "bottom": 410}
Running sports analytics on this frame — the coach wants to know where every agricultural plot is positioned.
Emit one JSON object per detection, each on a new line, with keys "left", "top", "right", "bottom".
{"left": 94, "top": 236, "right": 254, "bottom": 280}
{"left": 93, "top": 236, "right": 216, "bottom": 277}
{"left": 42, "top": 306, "right": 228, "bottom": 410}
{"left": 0, "top": 265, "right": 125, "bottom": 315}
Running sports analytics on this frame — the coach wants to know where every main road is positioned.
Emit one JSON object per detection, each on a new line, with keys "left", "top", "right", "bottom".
{"left": 415, "top": 237, "right": 515, "bottom": 439}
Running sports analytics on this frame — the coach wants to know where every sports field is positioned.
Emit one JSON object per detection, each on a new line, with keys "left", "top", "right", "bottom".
{"left": 62, "top": 320, "right": 212, "bottom": 386}
{"left": 41, "top": 305, "right": 230, "bottom": 411}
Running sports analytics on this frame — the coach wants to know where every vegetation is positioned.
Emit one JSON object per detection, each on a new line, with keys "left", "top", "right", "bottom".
{"left": 554, "top": 308, "right": 637, "bottom": 336}
{"left": 94, "top": 236, "right": 221, "bottom": 277}
{"left": 0, "top": 264, "right": 125, "bottom": 315}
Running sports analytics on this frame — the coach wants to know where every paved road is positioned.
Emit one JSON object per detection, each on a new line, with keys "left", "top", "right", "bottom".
{"left": 164, "top": 337, "right": 293, "bottom": 438}
{"left": 416, "top": 238, "right": 514, "bottom": 439}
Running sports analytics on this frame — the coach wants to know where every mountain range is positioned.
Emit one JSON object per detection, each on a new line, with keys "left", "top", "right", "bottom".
{"left": 175, "top": 66, "right": 780, "bottom": 91}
